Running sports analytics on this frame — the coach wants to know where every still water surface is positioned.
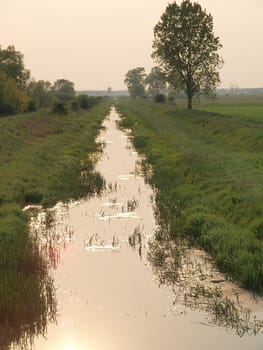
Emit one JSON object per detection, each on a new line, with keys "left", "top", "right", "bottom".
{"left": 15, "top": 108, "right": 263, "bottom": 349}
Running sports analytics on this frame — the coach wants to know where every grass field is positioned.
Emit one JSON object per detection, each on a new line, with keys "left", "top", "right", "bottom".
{"left": 116, "top": 97, "right": 263, "bottom": 293}
{"left": 0, "top": 100, "right": 111, "bottom": 345}
{"left": 194, "top": 94, "right": 263, "bottom": 121}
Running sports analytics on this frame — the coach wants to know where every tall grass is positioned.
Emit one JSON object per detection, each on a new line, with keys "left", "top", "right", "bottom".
{"left": 116, "top": 98, "right": 263, "bottom": 293}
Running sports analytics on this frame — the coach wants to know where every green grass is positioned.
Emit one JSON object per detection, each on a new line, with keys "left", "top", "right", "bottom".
{"left": 194, "top": 94, "right": 263, "bottom": 121}
{"left": 0, "top": 101, "right": 111, "bottom": 206}
{"left": 0, "top": 100, "right": 111, "bottom": 347}
{"left": 116, "top": 97, "right": 263, "bottom": 293}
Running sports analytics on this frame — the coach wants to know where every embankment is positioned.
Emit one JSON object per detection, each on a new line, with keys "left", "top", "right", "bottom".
{"left": 116, "top": 98, "right": 263, "bottom": 293}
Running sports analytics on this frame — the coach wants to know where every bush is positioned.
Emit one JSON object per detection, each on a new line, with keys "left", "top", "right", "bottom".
{"left": 154, "top": 93, "right": 166, "bottom": 103}
{"left": 52, "top": 102, "right": 67, "bottom": 116}
{"left": 71, "top": 100, "right": 79, "bottom": 112}
{"left": 24, "top": 191, "right": 43, "bottom": 204}
{"left": 27, "top": 100, "right": 37, "bottom": 112}
{"left": 77, "top": 95, "right": 93, "bottom": 110}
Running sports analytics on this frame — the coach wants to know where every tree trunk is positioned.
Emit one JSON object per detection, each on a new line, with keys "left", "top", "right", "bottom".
{"left": 187, "top": 95, "right": 192, "bottom": 109}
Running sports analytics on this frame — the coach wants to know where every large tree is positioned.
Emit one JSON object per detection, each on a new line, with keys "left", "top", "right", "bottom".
{"left": 0, "top": 45, "right": 30, "bottom": 89}
{"left": 152, "top": 0, "right": 223, "bottom": 109}
{"left": 124, "top": 67, "right": 146, "bottom": 98}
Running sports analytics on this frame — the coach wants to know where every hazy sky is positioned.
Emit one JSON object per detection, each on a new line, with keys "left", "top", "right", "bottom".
{"left": 1, "top": 0, "right": 262, "bottom": 90}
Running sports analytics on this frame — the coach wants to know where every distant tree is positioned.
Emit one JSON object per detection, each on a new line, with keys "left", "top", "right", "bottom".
{"left": 77, "top": 95, "right": 92, "bottom": 109}
{"left": 27, "top": 80, "right": 53, "bottom": 108}
{"left": 124, "top": 67, "right": 146, "bottom": 98}
{"left": 52, "top": 79, "right": 75, "bottom": 102}
{"left": 0, "top": 71, "right": 29, "bottom": 115}
{"left": 152, "top": 0, "right": 223, "bottom": 109}
{"left": 0, "top": 45, "right": 30, "bottom": 89}
{"left": 145, "top": 67, "right": 166, "bottom": 97}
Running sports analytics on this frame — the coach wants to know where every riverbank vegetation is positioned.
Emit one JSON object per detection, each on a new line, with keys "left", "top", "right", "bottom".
{"left": 0, "top": 43, "right": 111, "bottom": 346}
{"left": 0, "top": 100, "right": 111, "bottom": 347}
{"left": 116, "top": 97, "right": 263, "bottom": 293}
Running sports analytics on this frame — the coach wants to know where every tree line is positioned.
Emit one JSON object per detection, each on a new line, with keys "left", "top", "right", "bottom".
{"left": 0, "top": 45, "right": 99, "bottom": 116}
{"left": 124, "top": 0, "right": 223, "bottom": 109}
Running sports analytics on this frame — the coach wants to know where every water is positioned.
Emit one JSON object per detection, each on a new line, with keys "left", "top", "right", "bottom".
{"left": 10, "top": 108, "right": 263, "bottom": 349}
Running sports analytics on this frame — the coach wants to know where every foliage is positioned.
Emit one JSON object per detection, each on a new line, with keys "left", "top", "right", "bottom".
{"left": 27, "top": 79, "right": 54, "bottom": 108}
{"left": 152, "top": 0, "right": 223, "bottom": 109}
{"left": 0, "top": 45, "right": 30, "bottom": 88}
{"left": 145, "top": 66, "right": 166, "bottom": 97}
{"left": 52, "top": 78, "right": 75, "bottom": 102}
{"left": 77, "top": 94, "right": 98, "bottom": 110}
{"left": 154, "top": 93, "right": 166, "bottom": 103}
{"left": 52, "top": 101, "right": 68, "bottom": 116}
{"left": 124, "top": 67, "right": 146, "bottom": 98}
{"left": 116, "top": 98, "right": 263, "bottom": 293}
{"left": 27, "top": 100, "right": 37, "bottom": 112}
{"left": 0, "top": 71, "right": 29, "bottom": 115}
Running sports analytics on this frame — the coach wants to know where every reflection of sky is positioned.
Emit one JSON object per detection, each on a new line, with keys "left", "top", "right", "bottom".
{"left": 0, "top": 0, "right": 262, "bottom": 90}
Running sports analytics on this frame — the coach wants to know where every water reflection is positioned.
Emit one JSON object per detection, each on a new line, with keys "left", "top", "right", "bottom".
{"left": 148, "top": 232, "right": 263, "bottom": 336}
{"left": 0, "top": 232, "right": 57, "bottom": 350}
{"left": 6, "top": 107, "right": 262, "bottom": 349}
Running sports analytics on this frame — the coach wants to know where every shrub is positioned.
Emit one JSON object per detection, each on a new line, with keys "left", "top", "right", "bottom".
{"left": 154, "top": 93, "right": 166, "bottom": 103}
{"left": 27, "top": 100, "right": 37, "bottom": 112}
{"left": 52, "top": 102, "right": 67, "bottom": 116}
{"left": 71, "top": 100, "right": 79, "bottom": 112}
{"left": 24, "top": 191, "right": 43, "bottom": 204}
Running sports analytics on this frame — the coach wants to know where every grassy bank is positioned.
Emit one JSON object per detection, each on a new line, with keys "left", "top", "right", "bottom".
{"left": 116, "top": 98, "right": 263, "bottom": 293}
{"left": 0, "top": 101, "right": 111, "bottom": 206}
{"left": 0, "top": 100, "right": 111, "bottom": 346}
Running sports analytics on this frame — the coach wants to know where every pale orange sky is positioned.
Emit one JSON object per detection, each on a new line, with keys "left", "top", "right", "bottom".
{"left": 1, "top": 0, "right": 262, "bottom": 90}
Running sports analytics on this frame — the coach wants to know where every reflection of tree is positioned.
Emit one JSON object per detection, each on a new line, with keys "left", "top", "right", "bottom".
{"left": 0, "top": 237, "right": 57, "bottom": 350}
{"left": 148, "top": 233, "right": 263, "bottom": 337}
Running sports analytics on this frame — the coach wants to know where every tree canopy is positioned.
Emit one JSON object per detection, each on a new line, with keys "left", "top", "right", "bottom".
{"left": 0, "top": 45, "right": 30, "bottom": 89}
{"left": 52, "top": 79, "right": 75, "bottom": 102}
{"left": 124, "top": 67, "right": 146, "bottom": 98}
{"left": 145, "top": 67, "right": 167, "bottom": 97}
{"left": 0, "top": 71, "right": 29, "bottom": 115}
{"left": 152, "top": 0, "right": 223, "bottom": 109}
{"left": 27, "top": 80, "right": 54, "bottom": 108}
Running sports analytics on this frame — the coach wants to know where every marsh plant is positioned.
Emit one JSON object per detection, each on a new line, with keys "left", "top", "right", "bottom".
{"left": 128, "top": 226, "right": 144, "bottom": 259}
{"left": 126, "top": 198, "right": 139, "bottom": 212}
